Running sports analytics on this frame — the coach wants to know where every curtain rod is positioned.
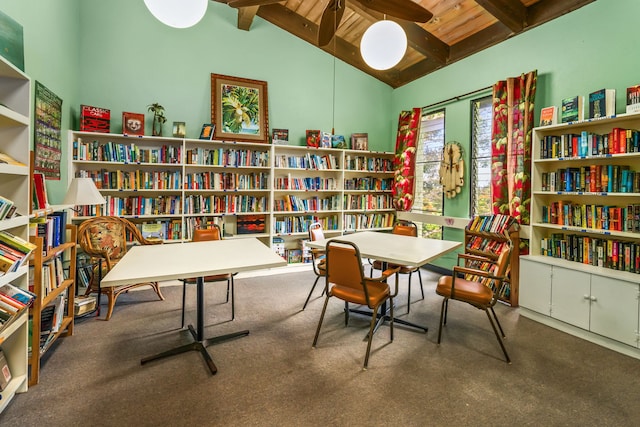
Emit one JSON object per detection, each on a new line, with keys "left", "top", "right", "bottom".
{"left": 422, "top": 85, "right": 492, "bottom": 111}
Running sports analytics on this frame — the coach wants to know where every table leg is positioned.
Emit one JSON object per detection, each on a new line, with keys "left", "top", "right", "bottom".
{"left": 141, "top": 276, "right": 249, "bottom": 375}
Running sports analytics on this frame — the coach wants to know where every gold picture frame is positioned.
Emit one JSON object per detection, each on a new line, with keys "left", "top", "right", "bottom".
{"left": 211, "top": 73, "right": 269, "bottom": 143}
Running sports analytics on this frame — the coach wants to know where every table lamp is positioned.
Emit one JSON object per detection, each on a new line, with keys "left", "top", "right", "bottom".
{"left": 62, "top": 177, "right": 106, "bottom": 213}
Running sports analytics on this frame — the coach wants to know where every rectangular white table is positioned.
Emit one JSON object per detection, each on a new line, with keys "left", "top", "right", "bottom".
{"left": 100, "top": 238, "right": 286, "bottom": 375}
{"left": 306, "top": 231, "right": 462, "bottom": 332}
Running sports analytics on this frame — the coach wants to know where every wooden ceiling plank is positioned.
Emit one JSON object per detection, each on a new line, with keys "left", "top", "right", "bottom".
{"left": 448, "top": 22, "right": 512, "bottom": 62}
{"left": 237, "top": 6, "right": 260, "bottom": 30}
{"left": 475, "top": 0, "right": 526, "bottom": 33}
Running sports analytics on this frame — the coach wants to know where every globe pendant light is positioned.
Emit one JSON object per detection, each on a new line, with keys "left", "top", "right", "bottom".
{"left": 144, "top": 0, "right": 208, "bottom": 29}
{"left": 360, "top": 20, "right": 407, "bottom": 70}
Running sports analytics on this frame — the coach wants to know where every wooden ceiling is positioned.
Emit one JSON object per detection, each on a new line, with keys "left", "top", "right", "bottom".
{"left": 215, "top": 0, "right": 596, "bottom": 88}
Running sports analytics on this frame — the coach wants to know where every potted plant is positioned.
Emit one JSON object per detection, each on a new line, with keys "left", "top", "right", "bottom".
{"left": 148, "top": 102, "right": 167, "bottom": 136}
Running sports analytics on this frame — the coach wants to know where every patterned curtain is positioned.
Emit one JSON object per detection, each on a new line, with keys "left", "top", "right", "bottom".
{"left": 490, "top": 70, "right": 537, "bottom": 225}
{"left": 392, "top": 108, "right": 421, "bottom": 211}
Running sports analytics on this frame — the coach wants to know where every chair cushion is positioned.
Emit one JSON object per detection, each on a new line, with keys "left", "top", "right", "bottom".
{"left": 330, "top": 280, "right": 390, "bottom": 307}
{"left": 88, "top": 221, "right": 126, "bottom": 260}
{"left": 436, "top": 276, "right": 494, "bottom": 307}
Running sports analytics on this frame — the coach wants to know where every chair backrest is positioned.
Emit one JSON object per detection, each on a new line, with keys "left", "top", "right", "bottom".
{"left": 309, "top": 222, "right": 325, "bottom": 242}
{"left": 392, "top": 220, "right": 417, "bottom": 237}
{"left": 78, "top": 216, "right": 145, "bottom": 267}
{"left": 326, "top": 240, "right": 371, "bottom": 302}
{"left": 193, "top": 225, "right": 222, "bottom": 242}
{"left": 478, "top": 246, "right": 512, "bottom": 294}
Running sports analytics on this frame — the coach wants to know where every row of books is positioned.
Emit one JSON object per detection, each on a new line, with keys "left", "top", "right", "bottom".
{"left": 274, "top": 176, "right": 338, "bottom": 191}
{"left": 183, "top": 194, "right": 268, "bottom": 215}
{"left": 0, "top": 230, "right": 37, "bottom": 275}
{"left": 0, "top": 282, "right": 36, "bottom": 330}
{"left": 466, "top": 236, "right": 510, "bottom": 255}
{"left": 274, "top": 153, "right": 339, "bottom": 170}
{"left": 36, "top": 294, "right": 67, "bottom": 355}
{"left": 344, "top": 194, "right": 394, "bottom": 210}
{"left": 343, "top": 213, "right": 395, "bottom": 231}
{"left": 273, "top": 215, "right": 339, "bottom": 235}
{"left": 74, "top": 138, "right": 182, "bottom": 164}
{"left": 273, "top": 195, "right": 341, "bottom": 213}
{"left": 97, "top": 195, "right": 182, "bottom": 217}
{"left": 37, "top": 255, "right": 67, "bottom": 297}
{"left": 466, "top": 214, "right": 516, "bottom": 235}
{"left": 0, "top": 195, "right": 18, "bottom": 220}
{"left": 539, "top": 128, "right": 640, "bottom": 159}
{"left": 77, "top": 169, "right": 182, "bottom": 190}
{"left": 541, "top": 233, "right": 640, "bottom": 273}
{"left": 541, "top": 165, "right": 639, "bottom": 193}
{"left": 29, "top": 210, "right": 67, "bottom": 255}
{"left": 344, "top": 177, "right": 393, "bottom": 191}
{"left": 540, "top": 202, "right": 640, "bottom": 233}
{"left": 344, "top": 156, "right": 393, "bottom": 172}
{"left": 185, "top": 147, "right": 270, "bottom": 168}
{"left": 138, "top": 219, "right": 182, "bottom": 241}
{"left": 272, "top": 238, "right": 313, "bottom": 264}
{"left": 184, "top": 171, "right": 269, "bottom": 191}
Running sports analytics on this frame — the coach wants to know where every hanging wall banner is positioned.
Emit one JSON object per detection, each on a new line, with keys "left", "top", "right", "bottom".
{"left": 392, "top": 108, "right": 421, "bottom": 211}
{"left": 34, "top": 80, "right": 63, "bottom": 180}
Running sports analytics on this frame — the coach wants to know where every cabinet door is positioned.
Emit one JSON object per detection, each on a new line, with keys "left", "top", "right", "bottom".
{"left": 551, "top": 267, "right": 590, "bottom": 330}
{"left": 589, "top": 275, "right": 640, "bottom": 348}
{"left": 519, "top": 258, "right": 552, "bottom": 315}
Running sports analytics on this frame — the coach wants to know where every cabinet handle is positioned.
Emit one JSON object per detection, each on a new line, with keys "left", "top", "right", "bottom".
{"left": 590, "top": 296, "right": 597, "bottom": 302}
{"left": 583, "top": 294, "right": 590, "bottom": 300}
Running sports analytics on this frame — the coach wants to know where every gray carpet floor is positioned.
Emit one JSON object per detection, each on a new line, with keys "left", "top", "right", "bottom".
{"left": 0, "top": 268, "right": 638, "bottom": 426}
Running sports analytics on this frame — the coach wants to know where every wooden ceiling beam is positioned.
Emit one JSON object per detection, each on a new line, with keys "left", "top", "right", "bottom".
{"left": 526, "top": 0, "right": 597, "bottom": 28}
{"left": 449, "top": 22, "right": 512, "bottom": 63}
{"left": 237, "top": 6, "right": 259, "bottom": 30}
{"left": 475, "top": 0, "right": 526, "bottom": 33}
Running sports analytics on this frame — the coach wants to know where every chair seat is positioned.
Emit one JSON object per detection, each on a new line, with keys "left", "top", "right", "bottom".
{"left": 436, "top": 276, "right": 493, "bottom": 306}
{"left": 330, "top": 280, "right": 389, "bottom": 307}
{"left": 183, "top": 273, "right": 232, "bottom": 284}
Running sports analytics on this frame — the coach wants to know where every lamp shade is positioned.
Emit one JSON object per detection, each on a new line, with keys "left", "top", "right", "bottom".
{"left": 360, "top": 20, "right": 407, "bottom": 70}
{"left": 144, "top": 0, "right": 208, "bottom": 29}
{"left": 62, "top": 178, "right": 106, "bottom": 206}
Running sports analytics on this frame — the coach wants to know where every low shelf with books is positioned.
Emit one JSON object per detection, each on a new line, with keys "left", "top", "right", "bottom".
{"left": 520, "top": 112, "right": 640, "bottom": 358}
{"left": 27, "top": 223, "right": 76, "bottom": 386}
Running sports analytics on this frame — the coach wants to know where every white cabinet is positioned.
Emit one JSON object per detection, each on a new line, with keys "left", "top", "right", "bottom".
{"left": 589, "top": 274, "right": 639, "bottom": 347}
{"left": 0, "top": 55, "right": 30, "bottom": 412}
{"left": 519, "top": 258, "right": 551, "bottom": 315}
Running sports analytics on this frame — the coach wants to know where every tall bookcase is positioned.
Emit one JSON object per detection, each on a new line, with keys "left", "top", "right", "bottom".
{"left": 0, "top": 57, "right": 30, "bottom": 411}
{"left": 28, "top": 221, "right": 76, "bottom": 385}
{"left": 520, "top": 112, "right": 640, "bottom": 358}
{"left": 68, "top": 131, "right": 396, "bottom": 265}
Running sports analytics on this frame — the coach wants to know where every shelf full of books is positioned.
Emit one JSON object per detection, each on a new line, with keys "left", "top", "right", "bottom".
{"left": 69, "top": 131, "right": 397, "bottom": 265}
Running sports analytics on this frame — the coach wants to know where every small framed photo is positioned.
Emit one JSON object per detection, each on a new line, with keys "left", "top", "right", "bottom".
{"left": 123, "top": 112, "right": 145, "bottom": 136}
{"left": 331, "top": 134, "right": 348, "bottom": 149}
{"left": 351, "top": 133, "right": 369, "bottom": 150}
{"left": 199, "top": 123, "right": 215, "bottom": 140}
{"left": 172, "top": 121, "right": 186, "bottom": 138}
{"left": 306, "top": 130, "right": 320, "bottom": 148}
{"left": 272, "top": 128, "right": 289, "bottom": 145}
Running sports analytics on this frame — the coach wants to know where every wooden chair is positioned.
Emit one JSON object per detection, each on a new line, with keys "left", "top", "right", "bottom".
{"left": 369, "top": 220, "right": 424, "bottom": 313}
{"left": 313, "top": 239, "right": 400, "bottom": 370}
{"left": 435, "top": 247, "right": 512, "bottom": 363}
{"left": 77, "top": 216, "right": 165, "bottom": 320}
{"left": 302, "top": 222, "right": 326, "bottom": 310}
{"left": 180, "top": 225, "right": 234, "bottom": 327}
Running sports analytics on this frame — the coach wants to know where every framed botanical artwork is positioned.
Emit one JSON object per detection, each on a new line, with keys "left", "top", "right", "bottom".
{"left": 211, "top": 73, "right": 269, "bottom": 143}
{"left": 199, "top": 123, "right": 215, "bottom": 140}
{"left": 123, "top": 112, "right": 145, "bottom": 136}
{"left": 351, "top": 133, "right": 369, "bottom": 150}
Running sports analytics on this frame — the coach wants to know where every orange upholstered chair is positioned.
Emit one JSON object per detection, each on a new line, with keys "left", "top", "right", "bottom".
{"left": 302, "top": 222, "right": 327, "bottom": 310}
{"left": 435, "top": 247, "right": 512, "bottom": 362}
{"left": 313, "top": 239, "right": 400, "bottom": 369}
{"left": 77, "top": 216, "right": 165, "bottom": 320}
{"left": 369, "top": 220, "right": 424, "bottom": 313}
{"left": 180, "top": 225, "right": 234, "bottom": 327}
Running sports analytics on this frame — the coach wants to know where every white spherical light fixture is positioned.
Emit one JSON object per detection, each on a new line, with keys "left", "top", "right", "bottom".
{"left": 144, "top": 0, "right": 208, "bottom": 29}
{"left": 360, "top": 20, "right": 407, "bottom": 70}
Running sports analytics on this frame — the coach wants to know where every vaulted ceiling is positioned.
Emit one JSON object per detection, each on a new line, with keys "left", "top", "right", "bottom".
{"left": 215, "top": 0, "right": 596, "bottom": 88}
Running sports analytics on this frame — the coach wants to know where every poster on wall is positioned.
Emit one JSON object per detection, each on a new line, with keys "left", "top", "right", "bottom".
{"left": 34, "top": 81, "right": 63, "bottom": 180}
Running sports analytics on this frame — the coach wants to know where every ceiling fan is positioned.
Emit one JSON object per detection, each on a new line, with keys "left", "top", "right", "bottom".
{"left": 227, "top": 0, "right": 433, "bottom": 47}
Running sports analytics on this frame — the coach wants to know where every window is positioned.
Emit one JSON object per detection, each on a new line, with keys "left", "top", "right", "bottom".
{"left": 470, "top": 96, "right": 493, "bottom": 216}
{"left": 412, "top": 109, "right": 445, "bottom": 239}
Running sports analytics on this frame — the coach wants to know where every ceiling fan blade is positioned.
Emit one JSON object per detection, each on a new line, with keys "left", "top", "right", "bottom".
{"left": 362, "top": 0, "right": 433, "bottom": 23}
{"left": 318, "top": 0, "right": 345, "bottom": 47}
{"left": 227, "top": 0, "right": 280, "bottom": 7}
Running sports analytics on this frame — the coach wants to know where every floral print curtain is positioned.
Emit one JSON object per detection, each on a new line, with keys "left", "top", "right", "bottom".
{"left": 491, "top": 70, "right": 537, "bottom": 225}
{"left": 393, "top": 108, "right": 421, "bottom": 211}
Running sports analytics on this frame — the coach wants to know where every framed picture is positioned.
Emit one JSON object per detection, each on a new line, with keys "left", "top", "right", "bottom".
{"left": 123, "top": 112, "right": 145, "bottom": 136}
{"left": 199, "top": 123, "right": 215, "bottom": 140}
{"left": 211, "top": 73, "right": 269, "bottom": 143}
{"left": 351, "top": 133, "right": 369, "bottom": 150}
{"left": 306, "top": 130, "right": 320, "bottom": 148}
{"left": 331, "top": 134, "right": 348, "bottom": 149}
{"left": 272, "top": 128, "right": 289, "bottom": 145}
{"left": 172, "top": 121, "right": 186, "bottom": 138}
{"left": 320, "top": 131, "right": 332, "bottom": 148}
